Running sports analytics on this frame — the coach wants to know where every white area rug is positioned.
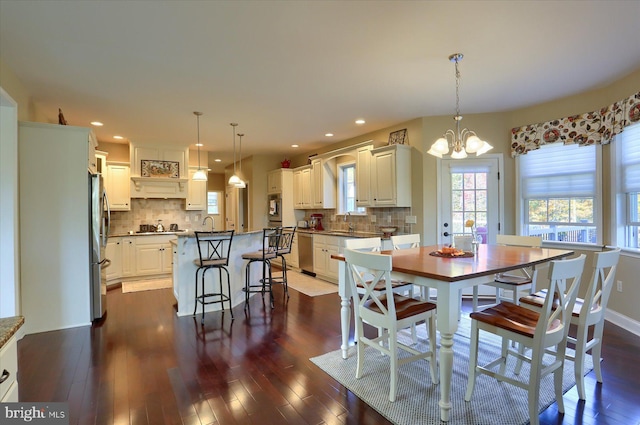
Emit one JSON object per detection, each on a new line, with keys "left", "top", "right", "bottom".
{"left": 286, "top": 270, "right": 338, "bottom": 297}
{"left": 311, "top": 316, "right": 592, "bottom": 425}
{"left": 122, "top": 278, "right": 173, "bottom": 293}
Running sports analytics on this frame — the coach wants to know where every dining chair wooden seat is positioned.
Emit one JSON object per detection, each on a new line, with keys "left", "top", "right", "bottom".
{"left": 519, "top": 247, "right": 620, "bottom": 400}
{"left": 344, "top": 248, "right": 438, "bottom": 402}
{"left": 472, "top": 235, "right": 542, "bottom": 312}
{"left": 465, "top": 254, "right": 586, "bottom": 425}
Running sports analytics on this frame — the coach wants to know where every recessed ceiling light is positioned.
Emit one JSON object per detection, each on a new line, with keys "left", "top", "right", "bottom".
{"left": 214, "top": 158, "right": 222, "bottom": 162}
{"left": 113, "top": 135, "right": 123, "bottom": 140}
{"left": 195, "top": 143, "right": 203, "bottom": 147}
{"left": 91, "top": 121, "right": 103, "bottom": 127}
{"left": 291, "top": 144, "right": 299, "bottom": 148}
{"left": 325, "top": 133, "right": 334, "bottom": 137}
{"left": 355, "top": 119, "right": 365, "bottom": 125}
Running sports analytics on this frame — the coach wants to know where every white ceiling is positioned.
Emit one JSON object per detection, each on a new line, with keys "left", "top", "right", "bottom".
{"left": 2, "top": 1, "right": 639, "bottom": 173}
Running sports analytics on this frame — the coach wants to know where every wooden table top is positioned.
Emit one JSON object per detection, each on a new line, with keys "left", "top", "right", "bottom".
{"left": 332, "top": 244, "right": 574, "bottom": 282}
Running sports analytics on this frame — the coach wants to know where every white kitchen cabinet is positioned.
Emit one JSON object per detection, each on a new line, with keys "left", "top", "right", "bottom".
{"left": 313, "top": 234, "right": 341, "bottom": 282}
{"left": 172, "top": 241, "right": 180, "bottom": 301}
{"left": 267, "top": 169, "right": 283, "bottom": 194}
{"left": 121, "top": 237, "right": 135, "bottom": 277}
{"left": 370, "top": 144, "right": 412, "bottom": 207}
{"left": 87, "top": 131, "right": 98, "bottom": 174}
{"left": 311, "top": 158, "right": 336, "bottom": 209}
{"left": 105, "top": 237, "right": 122, "bottom": 281}
{"left": 134, "top": 235, "right": 174, "bottom": 276}
{"left": 356, "top": 145, "right": 373, "bottom": 207}
{"left": 106, "top": 163, "right": 131, "bottom": 211}
{"left": 0, "top": 335, "right": 19, "bottom": 402}
{"left": 95, "top": 150, "right": 108, "bottom": 175}
{"left": 186, "top": 168, "right": 207, "bottom": 210}
{"left": 293, "top": 166, "right": 312, "bottom": 209}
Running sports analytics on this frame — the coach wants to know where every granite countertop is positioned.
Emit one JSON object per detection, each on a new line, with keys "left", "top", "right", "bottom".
{"left": 110, "top": 230, "right": 189, "bottom": 237}
{"left": 0, "top": 316, "right": 24, "bottom": 349}
{"left": 297, "top": 228, "right": 393, "bottom": 239}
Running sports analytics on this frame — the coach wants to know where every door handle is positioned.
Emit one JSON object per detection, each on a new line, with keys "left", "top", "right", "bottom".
{"left": 443, "top": 232, "right": 450, "bottom": 237}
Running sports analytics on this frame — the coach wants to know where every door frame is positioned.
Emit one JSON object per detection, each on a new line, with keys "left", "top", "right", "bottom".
{"left": 435, "top": 154, "right": 505, "bottom": 245}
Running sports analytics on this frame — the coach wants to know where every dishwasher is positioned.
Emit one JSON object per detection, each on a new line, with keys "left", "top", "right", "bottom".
{"left": 298, "top": 232, "right": 315, "bottom": 276}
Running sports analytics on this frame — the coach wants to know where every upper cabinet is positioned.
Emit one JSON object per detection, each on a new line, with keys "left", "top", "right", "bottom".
{"left": 106, "top": 163, "right": 131, "bottom": 211}
{"left": 186, "top": 167, "right": 207, "bottom": 210}
{"left": 87, "top": 131, "right": 98, "bottom": 174}
{"left": 293, "top": 166, "right": 312, "bottom": 209}
{"left": 311, "top": 158, "right": 336, "bottom": 209}
{"left": 267, "top": 169, "right": 284, "bottom": 194}
{"left": 369, "top": 144, "right": 411, "bottom": 207}
{"left": 356, "top": 145, "right": 373, "bottom": 207}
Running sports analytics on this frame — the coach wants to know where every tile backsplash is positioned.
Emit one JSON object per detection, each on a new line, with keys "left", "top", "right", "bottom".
{"left": 300, "top": 207, "right": 414, "bottom": 234}
{"left": 110, "top": 199, "right": 207, "bottom": 234}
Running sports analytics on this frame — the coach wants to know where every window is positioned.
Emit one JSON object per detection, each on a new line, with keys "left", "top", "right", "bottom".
{"left": 519, "top": 142, "right": 600, "bottom": 243}
{"left": 338, "top": 162, "right": 365, "bottom": 214}
{"left": 614, "top": 122, "right": 640, "bottom": 249}
{"left": 207, "top": 191, "right": 219, "bottom": 215}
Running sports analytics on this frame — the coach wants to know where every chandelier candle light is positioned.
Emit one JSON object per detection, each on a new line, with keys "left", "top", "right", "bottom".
{"left": 427, "top": 53, "right": 493, "bottom": 159}
{"left": 192, "top": 111, "right": 208, "bottom": 181}
{"left": 228, "top": 123, "right": 242, "bottom": 185}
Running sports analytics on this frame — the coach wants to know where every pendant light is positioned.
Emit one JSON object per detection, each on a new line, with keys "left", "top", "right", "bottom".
{"left": 228, "top": 123, "right": 242, "bottom": 185}
{"left": 192, "top": 111, "right": 208, "bottom": 181}
{"left": 427, "top": 53, "right": 493, "bottom": 159}
{"left": 234, "top": 132, "right": 246, "bottom": 188}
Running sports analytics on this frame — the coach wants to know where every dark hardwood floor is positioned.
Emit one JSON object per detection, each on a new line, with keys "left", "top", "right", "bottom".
{"left": 17, "top": 282, "right": 640, "bottom": 425}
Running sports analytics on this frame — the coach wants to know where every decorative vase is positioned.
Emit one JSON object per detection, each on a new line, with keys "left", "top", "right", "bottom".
{"left": 281, "top": 159, "right": 291, "bottom": 168}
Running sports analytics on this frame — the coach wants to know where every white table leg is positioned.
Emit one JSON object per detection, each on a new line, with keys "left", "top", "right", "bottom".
{"left": 437, "top": 285, "right": 459, "bottom": 422}
{"left": 337, "top": 260, "right": 351, "bottom": 359}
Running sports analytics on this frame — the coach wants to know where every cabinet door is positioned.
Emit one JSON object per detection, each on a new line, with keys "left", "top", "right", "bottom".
{"left": 301, "top": 168, "right": 312, "bottom": 208}
{"left": 121, "top": 238, "right": 135, "bottom": 276}
{"left": 356, "top": 146, "right": 372, "bottom": 207}
{"left": 371, "top": 150, "right": 396, "bottom": 205}
{"left": 105, "top": 238, "right": 122, "bottom": 281}
{"left": 186, "top": 168, "right": 207, "bottom": 210}
{"left": 311, "top": 159, "right": 323, "bottom": 208}
{"left": 325, "top": 242, "right": 340, "bottom": 281}
{"left": 135, "top": 243, "right": 163, "bottom": 275}
{"left": 285, "top": 233, "right": 298, "bottom": 268}
{"left": 107, "top": 164, "right": 131, "bottom": 211}
{"left": 161, "top": 243, "right": 173, "bottom": 273}
{"left": 268, "top": 170, "right": 282, "bottom": 194}
{"left": 313, "top": 238, "right": 326, "bottom": 276}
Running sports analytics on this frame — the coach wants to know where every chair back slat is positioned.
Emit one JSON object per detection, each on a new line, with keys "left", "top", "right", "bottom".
{"left": 581, "top": 247, "right": 620, "bottom": 321}
{"left": 536, "top": 254, "right": 586, "bottom": 346}
{"left": 194, "top": 230, "right": 234, "bottom": 266}
{"left": 390, "top": 234, "right": 420, "bottom": 250}
{"left": 274, "top": 226, "right": 296, "bottom": 255}
{"left": 344, "top": 248, "right": 395, "bottom": 322}
{"left": 344, "top": 237, "right": 381, "bottom": 252}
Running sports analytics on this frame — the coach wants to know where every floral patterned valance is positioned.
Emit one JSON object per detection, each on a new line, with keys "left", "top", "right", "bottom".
{"left": 510, "top": 91, "right": 640, "bottom": 157}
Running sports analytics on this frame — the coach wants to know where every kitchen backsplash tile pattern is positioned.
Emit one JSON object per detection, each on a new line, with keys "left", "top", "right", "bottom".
{"left": 300, "top": 207, "right": 414, "bottom": 234}
{"left": 110, "top": 199, "right": 208, "bottom": 234}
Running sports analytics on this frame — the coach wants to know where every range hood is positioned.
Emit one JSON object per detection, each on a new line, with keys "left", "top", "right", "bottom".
{"left": 130, "top": 176, "right": 188, "bottom": 199}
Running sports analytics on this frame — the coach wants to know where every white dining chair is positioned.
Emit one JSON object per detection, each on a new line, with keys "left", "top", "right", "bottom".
{"left": 465, "top": 254, "right": 586, "bottom": 425}
{"left": 520, "top": 247, "right": 620, "bottom": 400}
{"left": 344, "top": 248, "right": 438, "bottom": 402}
{"left": 390, "top": 234, "right": 432, "bottom": 301}
{"left": 344, "top": 237, "right": 417, "bottom": 343}
{"left": 472, "top": 235, "right": 542, "bottom": 312}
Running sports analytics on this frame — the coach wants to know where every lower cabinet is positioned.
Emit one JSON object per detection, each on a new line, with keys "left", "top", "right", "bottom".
{"left": 285, "top": 233, "right": 299, "bottom": 269}
{"left": 0, "top": 335, "right": 19, "bottom": 402}
{"left": 105, "top": 235, "right": 174, "bottom": 283}
{"left": 313, "top": 235, "right": 341, "bottom": 282}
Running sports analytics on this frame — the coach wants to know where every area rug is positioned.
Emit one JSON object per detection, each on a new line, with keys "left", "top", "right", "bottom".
{"left": 122, "top": 278, "right": 173, "bottom": 293}
{"left": 310, "top": 316, "right": 592, "bottom": 425}
{"left": 286, "top": 270, "right": 338, "bottom": 297}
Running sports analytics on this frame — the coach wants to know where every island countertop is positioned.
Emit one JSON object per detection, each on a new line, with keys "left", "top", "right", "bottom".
{"left": 0, "top": 316, "right": 24, "bottom": 349}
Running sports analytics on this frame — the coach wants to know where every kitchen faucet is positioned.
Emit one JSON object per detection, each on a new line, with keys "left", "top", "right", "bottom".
{"left": 344, "top": 212, "right": 355, "bottom": 233}
{"left": 202, "top": 216, "right": 214, "bottom": 231}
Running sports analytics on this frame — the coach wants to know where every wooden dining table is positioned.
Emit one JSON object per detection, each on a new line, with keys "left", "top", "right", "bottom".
{"left": 332, "top": 243, "right": 574, "bottom": 422}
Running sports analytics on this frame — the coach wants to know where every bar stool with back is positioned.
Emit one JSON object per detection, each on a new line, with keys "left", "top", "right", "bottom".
{"left": 193, "top": 230, "right": 235, "bottom": 324}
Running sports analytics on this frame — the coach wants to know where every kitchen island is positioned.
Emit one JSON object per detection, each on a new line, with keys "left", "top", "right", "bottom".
{"left": 171, "top": 230, "right": 265, "bottom": 316}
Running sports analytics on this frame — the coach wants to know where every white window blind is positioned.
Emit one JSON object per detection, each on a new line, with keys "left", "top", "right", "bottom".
{"left": 520, "top": 143, "right": 596, "bottom": 198}
{"left": 620, "top": 123, "right": 640, "bottom": 193}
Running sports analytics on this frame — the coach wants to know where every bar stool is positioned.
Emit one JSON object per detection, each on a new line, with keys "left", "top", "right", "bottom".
{"left": 193, "top": 230, "right": 234, "bottom": 323}
{"left": 270, "top": 226, "right": 296, "bottom": 297}
{"left": 242, "top": 227, "right": 283, "bottom": 310}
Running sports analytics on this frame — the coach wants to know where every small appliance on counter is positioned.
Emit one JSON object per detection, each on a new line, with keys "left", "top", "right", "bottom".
{"left": 310, "top": 213, "right": 324, "bottom": 231}
{"left": 170, "top": 223, "right": 179, "bottom": 231}
{"left": 297, "top": 220, "right": 309, "bottom": 228}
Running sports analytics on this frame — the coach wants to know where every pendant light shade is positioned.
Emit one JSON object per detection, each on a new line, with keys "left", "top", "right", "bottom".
{"left": 192, "top": 111, "right": 208, "bottom": 181}
{"left": 228, "top": 123, "right": 242, "bottom": 185}
{"left": 427, "top": 53, "right": 493, "bottom": 159}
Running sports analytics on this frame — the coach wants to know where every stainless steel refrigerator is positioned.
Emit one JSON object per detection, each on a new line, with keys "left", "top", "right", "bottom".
{"left": 89, "top": 172, "right": 111, "bottom": 320}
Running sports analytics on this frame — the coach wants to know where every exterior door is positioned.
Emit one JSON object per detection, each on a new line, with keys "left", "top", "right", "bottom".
{"left": 438, "top": 157, "right": 502, "bottom": 246}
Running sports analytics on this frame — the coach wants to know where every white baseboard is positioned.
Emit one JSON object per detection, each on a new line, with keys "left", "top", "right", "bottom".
{"left": 605, "top": 309, "right": 640, "bottom": 337}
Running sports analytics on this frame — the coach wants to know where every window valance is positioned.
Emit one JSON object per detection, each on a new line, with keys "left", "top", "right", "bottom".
{"left": 510, "top": 91, "right": 640, "bottom": 157}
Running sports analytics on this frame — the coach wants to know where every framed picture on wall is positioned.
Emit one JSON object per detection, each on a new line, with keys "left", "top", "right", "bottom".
{"left": 388, "top": 128, "right": 407, "bottom": 145}
{"left": 141, "top": 160, "right": 180, "bottom": 178}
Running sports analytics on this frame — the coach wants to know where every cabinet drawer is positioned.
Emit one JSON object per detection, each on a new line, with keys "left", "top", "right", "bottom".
{"left": 0, "top": 336, "right": 18, "bottom": 401}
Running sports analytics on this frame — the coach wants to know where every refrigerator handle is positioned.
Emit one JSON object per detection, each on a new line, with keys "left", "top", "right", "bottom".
{"left": 103, "top": 190, "right": 111, "bottom": 247}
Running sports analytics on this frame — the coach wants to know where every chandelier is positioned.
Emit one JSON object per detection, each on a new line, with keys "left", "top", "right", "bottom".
{"left": 192, "top": 111, "right": 208, "bottom": 181}
{"left": 427, "top": 53, "right": 493, "bottom": 159}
